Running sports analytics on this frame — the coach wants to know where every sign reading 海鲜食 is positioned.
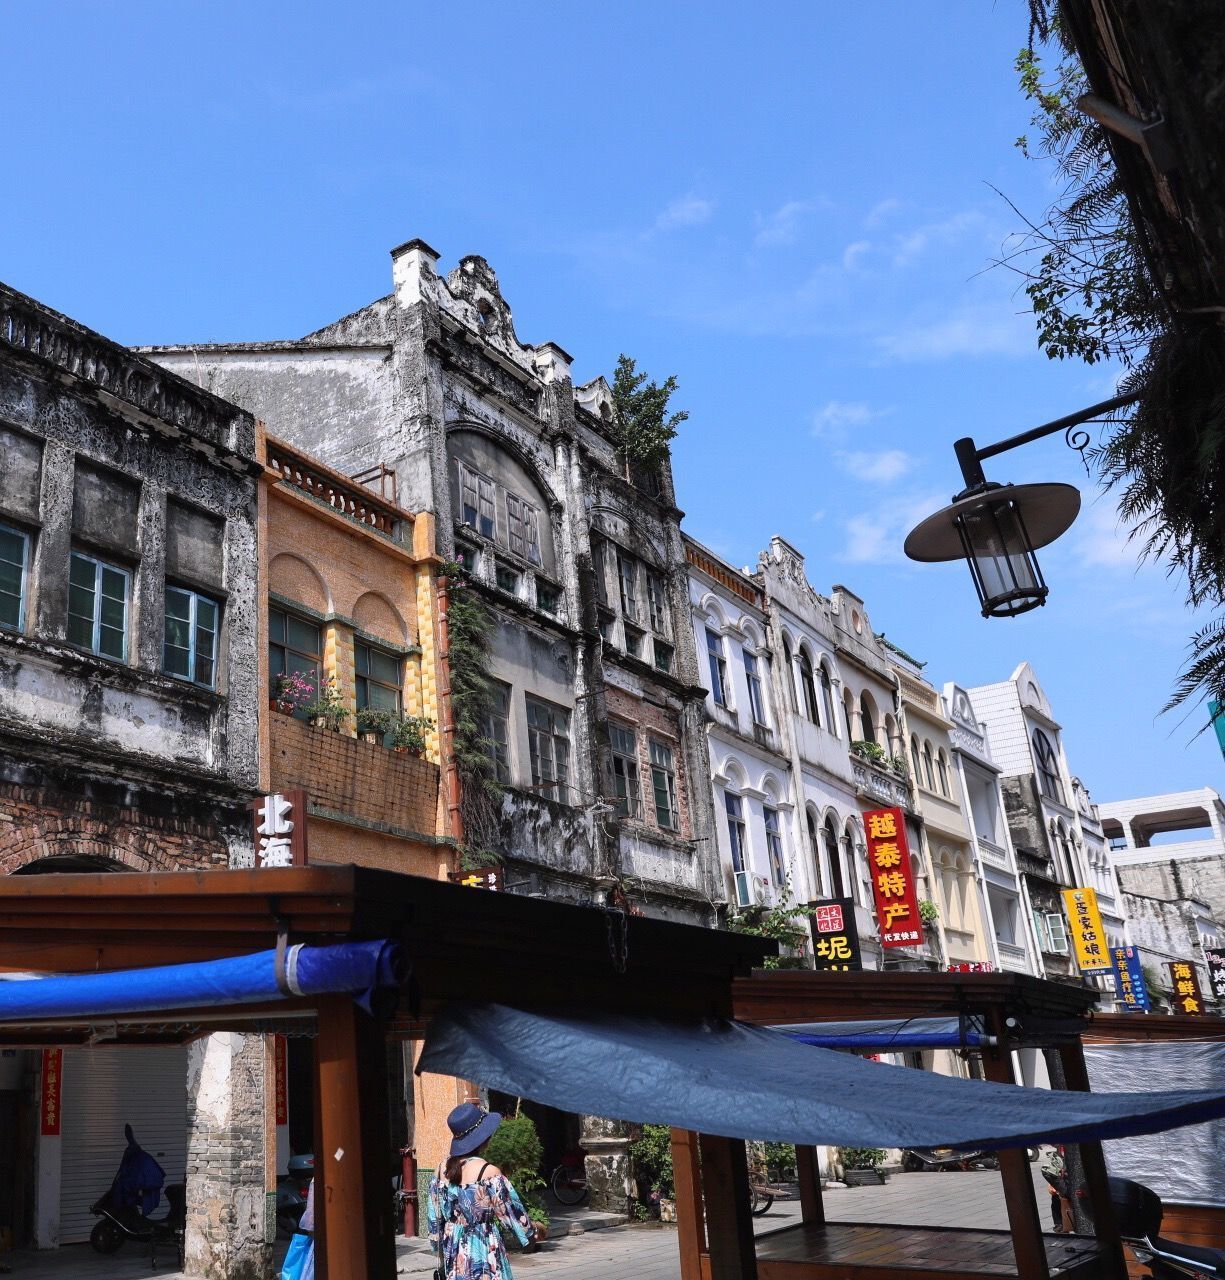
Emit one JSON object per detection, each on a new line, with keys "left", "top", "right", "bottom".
{"left": 1167, "top": 960, "right": 1206, "bottom": 1016}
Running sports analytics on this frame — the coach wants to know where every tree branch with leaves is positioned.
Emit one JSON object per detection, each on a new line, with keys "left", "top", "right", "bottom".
{"left": 610, "top": 354, "right": 688, "bottom": 474}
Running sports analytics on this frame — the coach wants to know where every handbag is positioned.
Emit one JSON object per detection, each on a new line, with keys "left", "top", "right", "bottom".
{"left": 280, "top": 1230, "right": 314, "bottom": 1280}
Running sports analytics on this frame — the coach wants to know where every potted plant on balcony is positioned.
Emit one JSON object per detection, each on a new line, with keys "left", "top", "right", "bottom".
{"left": 303, "top": 677, "right": 349, "bottom": 731}
{"left": 355, "top": 707, "right": 396, "bottom": 744}
{"left": 888, "top": 754, "right": 909, "bottom": 777}
{"left": 271, "top": 671, "right": 315, "bottom": 716}
{"left": 851, "top": 740, "right": 886, "bottom": 765}
{"left": 839, "top": 1147, "right": 887, "bottom": 1186}
{"left": 919, "top": 899, "right": 940, "bottom": 929}
{"left": 391, "top": 713, "right": 432, "bottom": 756}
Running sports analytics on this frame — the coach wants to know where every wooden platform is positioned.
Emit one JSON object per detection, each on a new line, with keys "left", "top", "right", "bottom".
{"left": 753, "top": 1220, "right": 1110, "bottom": 1280}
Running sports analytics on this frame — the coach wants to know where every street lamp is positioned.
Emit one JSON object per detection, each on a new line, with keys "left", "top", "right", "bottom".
{"left": 904, "top": 391, "right": 1140, "bottom": 619}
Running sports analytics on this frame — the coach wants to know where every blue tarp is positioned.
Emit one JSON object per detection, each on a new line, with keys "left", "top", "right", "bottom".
{"left": 419, "top": 1002, "right": 1225, "bottom": 1150}
{"left": 0, "top": 941, "right": 402, "bottom": 1021}
{"left": 775, "top": 1016, "right": 988, "bottom": 1050}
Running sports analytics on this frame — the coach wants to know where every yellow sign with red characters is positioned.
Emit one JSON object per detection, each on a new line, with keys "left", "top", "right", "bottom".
{"left": 1061, "top": 886, "right": 1112, "bottom": 973}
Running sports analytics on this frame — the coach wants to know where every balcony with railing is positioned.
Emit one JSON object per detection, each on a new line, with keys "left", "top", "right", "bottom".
{"left": 976, "top": 835, "right": 1010, "bottom": 867}
{"left": 850, "top": 752, "right": 911, "bottom": 810}
{"left": 996, "top": 940, "right": 1033, "bottom": 974}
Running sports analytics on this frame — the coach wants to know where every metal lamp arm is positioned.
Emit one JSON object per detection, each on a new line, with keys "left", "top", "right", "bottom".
{"left": 953, "top": 390, "right": 1141, "bottom": 493}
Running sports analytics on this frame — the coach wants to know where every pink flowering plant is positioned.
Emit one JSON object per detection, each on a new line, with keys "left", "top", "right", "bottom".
{"left": 272, "top": 671, "right": 316, "bottom": 712}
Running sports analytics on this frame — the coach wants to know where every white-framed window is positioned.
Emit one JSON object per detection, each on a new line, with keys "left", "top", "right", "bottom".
{"left": 646, "top": 571, "right": 667, "bottom": 634}
{"left": 799, "top": 650, "right": 819, "bottom": 723}
{"left": 725, "top": 792, "right": 747, "bottom": 873}
{"left": 482, "top": 681, "right": 511, "bottom": 784}
{"left": 936, "top": 750, "right": 950, "bottom": 798}
{"left": 0, "top": 522, "right": 31, "bottom": 632}
{"left": 526, "top": 695, "right": 570, "bottom": 803}
{"left": 1032, "top": 909, "right": 1070, "bottom": 955}
{"left": 706, "top": 628, "right": 729, "bottom": 706}
{"left": 609, "top": 723, "right": 641, "bottom": 819}
{"left": 68, "top": 551, "right": 129, "bottom": 660}
{"left": 649, "top": 739, "right": 678, "bottom": 830}
{"left": 505, "top": 491, "right": 542, "bottom": 566}
{"left": 744, "top": 649, "right": 768, "bottom": 726}
{"left": 163, "top": 585, "right": 220, "bottom": 688}
{"left": 617, "top": 552, "right": 641, "bottom": 622}
{"left": 922, "top": 742, "right": 936, "bottom": 792}
{"left": 1033, "top": 730, "right": 1065, "bottom": 804}
{"left": 457, "top": 460, "right": 496, "bottom": 540}
{"left": 819, "top": 664, "right": 837, "bottom": 735}
{"left": 764, "top": 806, "right": 785, "bottom": 888}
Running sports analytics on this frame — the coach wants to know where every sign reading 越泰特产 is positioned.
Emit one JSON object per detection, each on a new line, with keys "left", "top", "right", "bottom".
{"left": 863, "top": 807, "right": 923, "bottom": 948}
{"left": 1061, "top": 886, "right": 1112, "bottom": 973}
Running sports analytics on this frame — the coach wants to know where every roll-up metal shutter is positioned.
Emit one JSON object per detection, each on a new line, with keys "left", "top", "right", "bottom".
{"left": 58, "top": 1046, "right": 187, "bottom": 1244}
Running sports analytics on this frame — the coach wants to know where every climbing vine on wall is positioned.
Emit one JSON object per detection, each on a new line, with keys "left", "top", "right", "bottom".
{"left": 610, "top": 354, "right": 688, "bottom": 474}
{"left": 440, "top": 558, "right": 504, "bottom": 868}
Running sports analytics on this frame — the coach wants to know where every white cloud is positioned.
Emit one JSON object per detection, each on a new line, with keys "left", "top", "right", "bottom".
{"left": 812, "top": 400, "right": 878, "bottom": 438}
{"left": 890, "top": 210, "right": 988, "bottom": 267}
{"left": 655, "top": 195, "right": 716, "bottom": 231}
{"left": 1067, "top": 499, "right": 1142, "bottom": 572}
{"left": 836, "top": 449, "right": 914, "bottom": 484}
{"left": 865, "top": 197, "right": 902, "bottom": 228}
{"left": 876, "top": 304, "right": 1034, "bottom": 362}
{"left": 837, "top": 491, "right": 948, "bottom": 566}
{"left": 754, "top": 199, "right": 822, "bottom": 248}
{"left": 841, "top": 240, "right": 871, "bottom": 270}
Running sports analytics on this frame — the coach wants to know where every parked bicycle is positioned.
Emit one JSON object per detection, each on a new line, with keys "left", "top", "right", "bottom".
{"left": 549, "top": 1150, "right": 589, "bottom": 1206}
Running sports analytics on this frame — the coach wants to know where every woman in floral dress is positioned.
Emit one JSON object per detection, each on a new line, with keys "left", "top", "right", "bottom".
{"left": 428, "top": 1104, "right": 537, "bottom": 1280}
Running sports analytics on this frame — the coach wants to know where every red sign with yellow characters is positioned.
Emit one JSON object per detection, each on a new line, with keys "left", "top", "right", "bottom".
{"left": 41, "top": 1048, "right": 63, "bottom": 1136}
{"left": 863, "top": 806, "right": 923, "bottom": 948}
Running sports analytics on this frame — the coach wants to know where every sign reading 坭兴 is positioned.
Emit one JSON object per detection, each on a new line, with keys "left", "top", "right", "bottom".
{"left": 40, "top": 1048, "right": 62, "bottom": 1136}
{"left": 1061, "top": 887, "right": 1112, "bottom": 973}
{"left": 447, "top": 870, "right": 501, "bottom": 891}
{"left": 863, "top": 807, "right": 923, "bottom": 948}
{"left": 1110, "top": 945, "right": 1151, "bottom": 1012}
{"left": 1206, "top": 948, "right": 1225, "bottom": 1001}
{"left": 236, "top": 791, "right": 309, "bottom": 869}
{"left": 809, "top": 897, "right": 862, "bottom": 972}
{"left": 1167, "top": 960, "right": 1206, "bottom": 1016}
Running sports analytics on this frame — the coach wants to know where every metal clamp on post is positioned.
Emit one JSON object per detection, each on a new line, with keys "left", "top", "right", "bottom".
{"left": 272, "top": 909, "right": 293, "bottom": 997}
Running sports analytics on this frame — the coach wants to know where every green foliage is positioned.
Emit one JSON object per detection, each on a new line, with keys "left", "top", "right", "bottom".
{"left": 391, "top": 713, "right": 432, "bottom": 754}
{"left": 761, "top": 1142, "right": 796, "bottom": 1181}
{"left": 728, "top": 898, "right": 811, "bottom": 971}
{"left": 610, "top": 354, "right": 688, "bottom": 474}
{"left": 442, "top": 558, "right": 504, "bottom": 867}
{"left": 355, "top": 706, "right": 396, "bottom": 735}
{"left": 304, "top": 677, "right": 349, "bottom": 728}
{"left": 918, "top": 899, "right": 940, "bottom": 925}
{"left": 486, "top": 1113, "right": 547, "bottom": 1224}
{"left": 839, "top": 1147, "right": 885, "bottom": 1171}
{"left": 629, "top": 1123, "right": 675, "bottom": 1201}
{"left": 850, "top": 740, "right": 886, "bottom": 765}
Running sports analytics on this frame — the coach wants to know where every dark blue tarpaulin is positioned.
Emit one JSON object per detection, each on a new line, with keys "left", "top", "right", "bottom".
{"left": 0, "top": 941, "right": 402, "bottom": 1021}
{"left": 775, "top": 1016, "right": 989, "bottom": 1050}
{"left": 419, "top": 1002, "right": 1225, "bottom": 1150}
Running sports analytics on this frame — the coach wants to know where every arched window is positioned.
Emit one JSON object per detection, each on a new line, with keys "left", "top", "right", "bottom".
{"left": 822, "top": 816, "right": 845, "bottom": 899}
{"left": 806, "top": 810, "right": 823, "bottom": 897}
{"left": 911, "top": 735, "right": 923, "bottom": 779}
{"left": 841, "top": 824, "right": 858, "bottom": 904}
{"left": 936, "top": 750, "right": 950, "bottom": 798}
{"left": 782, "top": 637, "right": 798, "bottom": 712}
{"left": 1033, "top": 730, "right": 1065, "bottom": 804}
{"left": 819, "top": 664, "right": 837, "bottom": 735}
{"left": 799, "top": 650, "right": 819, "bottom": 723}
{"left": 922, "top": 741, "right": 935, "bottom": 792}
{"left": 860, "top": 693, "right": 877, "bottom": 745}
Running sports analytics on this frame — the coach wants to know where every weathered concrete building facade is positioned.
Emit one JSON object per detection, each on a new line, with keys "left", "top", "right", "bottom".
{"left": 0, "top": 283, "right": 268, "bottom": 1273}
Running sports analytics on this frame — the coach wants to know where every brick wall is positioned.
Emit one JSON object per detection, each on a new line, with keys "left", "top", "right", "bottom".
{"left": 269, "top": 712, "right": 439, "bottom": 837}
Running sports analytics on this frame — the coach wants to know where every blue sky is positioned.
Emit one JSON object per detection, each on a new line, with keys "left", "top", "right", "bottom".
{"left": 7, "top": 1, "right": 1220, "bottom": 800}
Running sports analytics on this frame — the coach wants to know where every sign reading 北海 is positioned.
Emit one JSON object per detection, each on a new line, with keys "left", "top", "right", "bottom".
{"left": 809, "top": 897, "right": 862, "bottom": 972}
{"left": 862, "top": 807, "right": 922, "bottom": 948}
{"left": 1110, "top": 945, "right": 1151, "bottom": 1012}
{"left": 236, "top": 791, "right": 309, "bottom": 869}
{"left": 40, "top": 1048, "right": 62, "bottom": 1136}
{"left": 1168, "top": 960, "right": 1206, "bottom": 1016}
{"left": 1205, "top": 948, "right": 1225, "bottom": 1002}
{"left": 1061, "top": 887, "right": 1112, "bottom": 973}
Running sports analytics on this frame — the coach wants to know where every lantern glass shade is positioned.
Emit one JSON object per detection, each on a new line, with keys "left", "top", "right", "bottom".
{"left": 904, "top": 482, "right": 1080, "bottom": 619}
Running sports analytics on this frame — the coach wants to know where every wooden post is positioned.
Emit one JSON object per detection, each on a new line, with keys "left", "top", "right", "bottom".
{"left": 981, "top": 1019, "right": 1051, "bottom": 1280}
{"left": 795, "top": 1144, "right": 825, "bottom": 1226}
{"left": 671, "top": 1128, "right": 706, "bottom": 1280}
{"left": 698, "top": 1134, "right": 757, "bottom": 1280}
{"left": 1057, "top": 1041, "right": 1128, "bottom": 1280}
{"left": 314, "top": 994, "right": 396, "bottom": 1279}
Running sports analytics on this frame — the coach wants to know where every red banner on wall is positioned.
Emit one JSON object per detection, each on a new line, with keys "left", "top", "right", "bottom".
{"left": 863, "top": 806, "right": 923, "bottom": 949}
{"left": 40, "top": 1048, "right": 63, "bottom": 1136}
{"left": 273, "top": 1035, "right": 288, "bottom": 1126}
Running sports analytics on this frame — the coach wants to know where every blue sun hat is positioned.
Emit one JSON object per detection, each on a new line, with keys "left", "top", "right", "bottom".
{"left": 447, "top": 1103, "right": 502, "bottom": 1158}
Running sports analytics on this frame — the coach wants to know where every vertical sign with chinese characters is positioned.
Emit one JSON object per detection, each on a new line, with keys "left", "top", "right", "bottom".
{"left": 1168, "top": 960, "right": 1206, "bottom": 1015}
{"left": 1061, "top": 887, "right": 1112, "bottom": 973}
{"left": 809, "top": 898, "right": 862, "bottom": 972}
{"left": 863, "top": 807, "right": 923, "bottom": 948}
{"left": 237, "top": 791, "right": 309, "bottom": 869}
{"left": 1110, "top": 945, "right": 1151, "bottom": 1011}
{"left": 1206, "top": 948, "right": 1225, "bottom": 1002}
{"left": 40, "top": 1048, "right": 62, "bottom": 1136}
{"left": 273, "top": 1035, "right": 288, "bottom": 1127}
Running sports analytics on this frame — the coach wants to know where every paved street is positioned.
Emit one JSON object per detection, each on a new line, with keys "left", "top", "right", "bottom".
{"left": 1, "top": 1167, "right": 1053, "bottom": 1279}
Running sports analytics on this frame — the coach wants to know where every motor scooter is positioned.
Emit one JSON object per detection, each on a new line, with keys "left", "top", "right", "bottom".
{"left": 1110, "top": 1176, "right": 1225, "bottom": 1279}
{"left": 89, "top": 1125, "right": 185, "bottom": 1268}
{"left": 276, "top": 1153, "right": 315, "bottom": 1238}
{"left": 901, "top": 1145, "right": 990, "bottom": 1172}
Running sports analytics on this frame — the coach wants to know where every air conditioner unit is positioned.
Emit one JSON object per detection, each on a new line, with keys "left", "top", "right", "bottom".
{"left": 733, "top": 869, "right": 757, "bottom": 908}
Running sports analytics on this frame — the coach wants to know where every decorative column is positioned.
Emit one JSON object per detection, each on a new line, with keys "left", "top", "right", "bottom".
{"left": 580, "top": 1115, "right": 632, "bottom": 1215}
{"left": 183, "top": 1033, "right": 272, "bottom": 1280}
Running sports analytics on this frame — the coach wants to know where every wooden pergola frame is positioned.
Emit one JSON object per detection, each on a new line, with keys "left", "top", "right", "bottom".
{"left": 669, "top": 970, "right": 1130, "bottom": 1280}
{"left": 0, "top": 865, "right": 768, "bottom": 1278}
